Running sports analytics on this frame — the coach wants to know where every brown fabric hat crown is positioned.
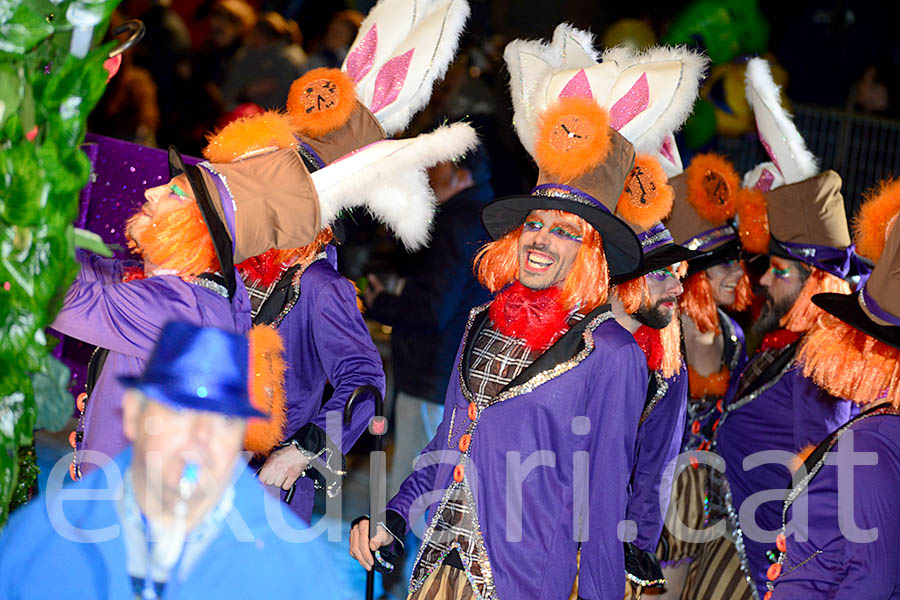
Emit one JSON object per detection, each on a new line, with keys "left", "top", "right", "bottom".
{"left": 197, "top": 149, "right": 320, "bottom": 263}
{"left": 765, "top": 170, "right": 851, "bottom": 249}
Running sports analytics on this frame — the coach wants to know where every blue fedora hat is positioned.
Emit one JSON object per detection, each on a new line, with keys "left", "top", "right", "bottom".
{"left": 119, "top": 321, "right": 264, "bottom": 418}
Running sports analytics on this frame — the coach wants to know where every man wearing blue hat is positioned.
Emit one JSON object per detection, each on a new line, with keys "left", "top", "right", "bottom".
{"left": 0, "top": 322, "right": 345, "bottom": 599}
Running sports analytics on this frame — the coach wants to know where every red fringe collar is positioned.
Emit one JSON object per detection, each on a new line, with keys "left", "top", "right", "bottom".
{"left": 760, "top": 328, "right": 802, "bottom": 352}
{"left": 237, "top": 249, "right": 292, "bottom": 286}
{"left": 121, "top": 265, "right": 146, "bottom": 282}
{"left": 488, "top": 282, "right": 571, "bottom": 351}
{"left": 633, "top": 325, "right": 663, "bottom": 371}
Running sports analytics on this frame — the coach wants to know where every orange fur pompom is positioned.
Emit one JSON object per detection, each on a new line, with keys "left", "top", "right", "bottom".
{"left": 615, "top": 276, "right": 648, "bottom": 314}
{"left": 474, "top": 211, "right": 610, "bottom": 313}
{"left": 735, "top": 187, "right": 770, "bottom": 254}
{"left": 534, "top": 98, "right": 612, "bottom": 181}
{"left": 617, "top": 154, "right": 674, "bottom": 229}
{"left": 680, "top": 272, "right": 720, "bottom": 334}
{"left": 287, "top": 67, "right": 357, "bottom": 137}
{"left": 781, "top": 269, "right": 851, "bottom": 333}
{"left": 685, "top": 153, "right": 740, "bottom": 225}
{"left": 203, "top": 111, "right": 297, "bottom": 163}
{"left": 799, "top": 312, "right": 900, "bottom": 407}
{"left": 244, "top": 324, "right": 287, "bottom": 456}
{"left": 853, "top": 179, "right": 900, "bottom": 262}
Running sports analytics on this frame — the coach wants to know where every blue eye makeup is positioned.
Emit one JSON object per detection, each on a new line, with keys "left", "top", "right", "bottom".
{"left": 524, "top": 220, "right": 543, "bottom": 231}
{"left": 646, "top": 268, "right": 676, "bottom": 282}
{"left": 549, "top": 226, "right": 582, "bottom": 242}
{"left": 772, "top": 266, "right": 792, "bottom": 280}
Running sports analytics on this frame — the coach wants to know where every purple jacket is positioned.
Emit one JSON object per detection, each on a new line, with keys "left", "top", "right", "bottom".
{"left": 772, "top": 409, "right": 900, "bottom": 599}
{"left": 50, "top": 251, "right": 251, "bottom": 469}
{"left": 716, "top": 343, "right": 853, "bottom": 598}
{"left": 387, "top": 304, "right": 648, "bottom": 599}
{"left": 269, "top": 247, "right": 382, "bottom": 521}
{"left": 627, "top": 366, "right": 688, "bottom": 553}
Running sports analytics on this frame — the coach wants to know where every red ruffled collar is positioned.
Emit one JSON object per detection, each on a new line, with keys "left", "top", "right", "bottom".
{"left": 488, "top": 282, "right": 571, "bottom": 351}
{"left": 633, "top": 325, "right": 663, "bottom": 371}
{"left": 760, "top": 328, "right": 802, "bottom": 352}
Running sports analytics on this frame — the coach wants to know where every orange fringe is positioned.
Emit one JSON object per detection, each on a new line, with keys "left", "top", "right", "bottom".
{"left": 735, "top": 187, "right": 770, "bottom": 254}
{"left": 780, "top": 269, "right": 851, "bottom": 333}
{"left": 680, "top": 272, "right": 720, "bottom": 334}
{"left": 286, "top": 67, "right": 357, "bottom": 137}
{"left": 615, "top": 276, "right": 648, "bottom": 314}
{"left": 534, "top": 98, "right": 612, "bottom": 181}
{"left": 798, "top": 313, "right": 900, "bottom": 407}
{"left": 617, "top": 154, "right": 674, "bottom": 229}
{"left": 658, "top": 311, "right": 682, "bottom": 379}
{"left": 789, "top": 443, "right": 818, "bottom": 473}
{"left": 730, "top": 267, "right": 754, "bottom": 311}
{"left": 474, "top": 211, "right": 609, "bottom": 313}
{"left": 203, "top": 111, "right": 297, "bottom": 163}
{"left": 244, "top": 324, "right": 288, "bottom": 455}
{"left": 687, "top": 364, "right": 730, "bottom": 399}
{"left": 684, "top": 153, "right": 739, "bottom": 225}
{"left": 125, "top": 200, "right": 220, "bottom": 278}
{"left": 853, "top": 178, "right": 900, "bottom": 262}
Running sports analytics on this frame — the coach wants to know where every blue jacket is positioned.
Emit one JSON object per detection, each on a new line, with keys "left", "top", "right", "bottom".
{"left": 0, "top": 448, "right": 346, "bottom": 599}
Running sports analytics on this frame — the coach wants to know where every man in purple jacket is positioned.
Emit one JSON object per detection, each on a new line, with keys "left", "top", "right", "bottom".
{"left": 349, "top": 100, "right": 650, "bottom": 598}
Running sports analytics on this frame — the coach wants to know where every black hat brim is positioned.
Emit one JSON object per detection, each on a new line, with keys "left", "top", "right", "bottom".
{"left": 686, "top": 238, "right": 743, "bottom": 276}
{"left": 812, "top": 291, "right": 900, "bottom": 351}
{"left": 168, "top": 146, "right": 236, "bottom": 298}
{"left": 612, "top": 243, "right": 705, "bottom": 284}
{"left": 481, "top": 194, "right": 642, "bottom": 277}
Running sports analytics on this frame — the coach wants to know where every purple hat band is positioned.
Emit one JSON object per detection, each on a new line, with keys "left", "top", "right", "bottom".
{"left": 860, "top": 284, "right": 900, "bottom": 327}
{"left": 776, "top": 240, "right": 868, "bottom": 280}
{"left": 639, "top": 223, "right": 675, "bottom": 253}
{"left": 531, "top": 183, "right": 613, "bottom": 215}
{"left": 684, "top": 224, "right": 737, "bottom": 252}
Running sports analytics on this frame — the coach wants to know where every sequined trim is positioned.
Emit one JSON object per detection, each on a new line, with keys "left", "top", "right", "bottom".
{"left": 639, "top": 226, "right": 675, "bottom": 251}
{"left": 717, "top": 474, "right": 760, "bottom": 600}
{"left": 186, "top": 275, "right": 229, "bottom": 298}
{"left": 532, "top": 185, "right": 606, "bottom": 211}
{"left": 719, "top": 308, "right": 743, "bottom": 372}
{"left": 640, "top": 371, "right": 669, "bottom": 424}
{"left": 716, "top": 353, "right": 793, "bottom": 433}
{"left": 767, "top": 405, "right": 900, "bottom": 594}
{"left": 197, "top": 161, "right": 238, "bottom": 214}
{"left": 684, "top": 224, "right": 737, "bottom": 252}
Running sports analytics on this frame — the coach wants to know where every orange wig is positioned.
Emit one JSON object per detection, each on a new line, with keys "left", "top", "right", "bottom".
{"left": 680, "top": 272, "right": 720, "bottom": 335}
{"left": 780, "top": 268, "right": 851, "bottom": 333}
{"left": 474, "top": 211, "right": 609, "bottom": 313}
{"left": 799, "top": 312, "right": 900, "bottom": 407}
{"left": 614, "top": 275, "right": 682, "bottom": 378}
{"left": 125, "top": 201, "right": 220, "bottom": 278}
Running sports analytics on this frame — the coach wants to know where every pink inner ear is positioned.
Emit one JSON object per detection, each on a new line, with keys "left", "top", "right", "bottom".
{"left": 370, "top": 48, "right": 415, "bottom": 114}
{"left": 558, "top": 69, "right": 592, "bottom": 99}
{"left": 758, "top": 130, "right": 782, "bottom": 173}
{"left": 345, "top": 25, "right": 377, "bottom": 83}
{"left": 610, "top": 72, "right": 649, "bottom": 131}
{"left": 755, "top": 168, "right": 776, "bottom": 192}
{"left": 660, "top": 136, "right": 676, "bottom": 164}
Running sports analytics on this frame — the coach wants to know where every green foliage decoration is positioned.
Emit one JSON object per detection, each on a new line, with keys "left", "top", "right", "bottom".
{"left": 0, "top": 0, "right": 119, "bottom": 526}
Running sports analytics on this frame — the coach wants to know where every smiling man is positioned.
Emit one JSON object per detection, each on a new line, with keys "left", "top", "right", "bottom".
{"left": 349, "top": 96, "right": 650, "bottom": 598}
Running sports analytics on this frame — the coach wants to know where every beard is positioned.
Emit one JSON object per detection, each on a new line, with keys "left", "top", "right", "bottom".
{"left": 634, "top": 297, "right": 677, "bottom": 329}
{"left": 752, "top": 292, "right": 795, "bottom": 336}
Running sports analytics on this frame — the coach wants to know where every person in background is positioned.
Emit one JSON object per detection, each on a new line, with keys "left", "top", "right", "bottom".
{"left": 303, "top": 10, "right": 363, "bottom": 72}
{"left": 0, "top": 322, "right": 346, "bottom": 599}
{"left": 195, "top": 0, "right": 258, "bottom": 90}
{"left": 221, "top": 11, "right": 307, "bottom": 111}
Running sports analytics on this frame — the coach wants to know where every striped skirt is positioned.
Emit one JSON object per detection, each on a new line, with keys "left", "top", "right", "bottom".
{"left": 679, "top": 535, "right": 754, "bottom": 600}
{"left": 657, "top": 464, "right": 709, "bottom": 567}
{"left": 408, "top": 565, "right": 476, "bottom": 600}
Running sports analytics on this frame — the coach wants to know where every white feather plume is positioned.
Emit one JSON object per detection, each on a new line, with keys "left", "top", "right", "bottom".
{"left": 745, "top": 57, "right": 819, "bottom": 183}
{"left": 345, "top": 0, "right": 470, "bottom": 135}
{"left": 311, "top": 122, "right": 478, "bottom": 250}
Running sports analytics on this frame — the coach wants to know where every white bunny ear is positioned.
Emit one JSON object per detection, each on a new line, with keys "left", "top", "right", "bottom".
{"left": 343, "top": 0, "right": 470, "bottom": 135}
{"left": 551, "top": 23, "right": 599, "bottom": 69}
{"left": 654, "top": 132, "right": 684, "bottom": 177}
{"left": 743, "top": 161, "right": 786, "bottom": 192}
{"left": 504, "top": 36, "right": 560, "bottom": 155}
{"left": 745, "top": 57, "right": 818, "bottom": 185}
{"left": 311, "top": 122, "right": 478, "bottom": 250}
{"left": 597, "top": 46, "right": 708, "bottom": 154}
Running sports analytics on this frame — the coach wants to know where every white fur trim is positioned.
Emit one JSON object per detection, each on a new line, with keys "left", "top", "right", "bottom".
{"left": 311, "top": 122, "right": 478, "bottom": 250}
{"left": 346, "top": 0, "right": 470, "bottom": 135}
{"left": 504, "top": 35, "right": 559, "bottom": 155}
{"left": 551, "top": 23, "right": 599, "bottom": 69}
{"left": 745, "top": 57, "right": 818, "bottom": 184}
{"left": 743, "top": 161, "right": 786, "bottom": 191}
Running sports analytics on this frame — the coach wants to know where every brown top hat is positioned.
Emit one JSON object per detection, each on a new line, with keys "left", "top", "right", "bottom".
{"left": 482, "top": 98, "right": 642, "bottom": 276}
{"left": 813, "top": 200, "right": 900, "bottom": 350}
{"left": 664, "top": 153, "right": 742, "bottom": 273}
